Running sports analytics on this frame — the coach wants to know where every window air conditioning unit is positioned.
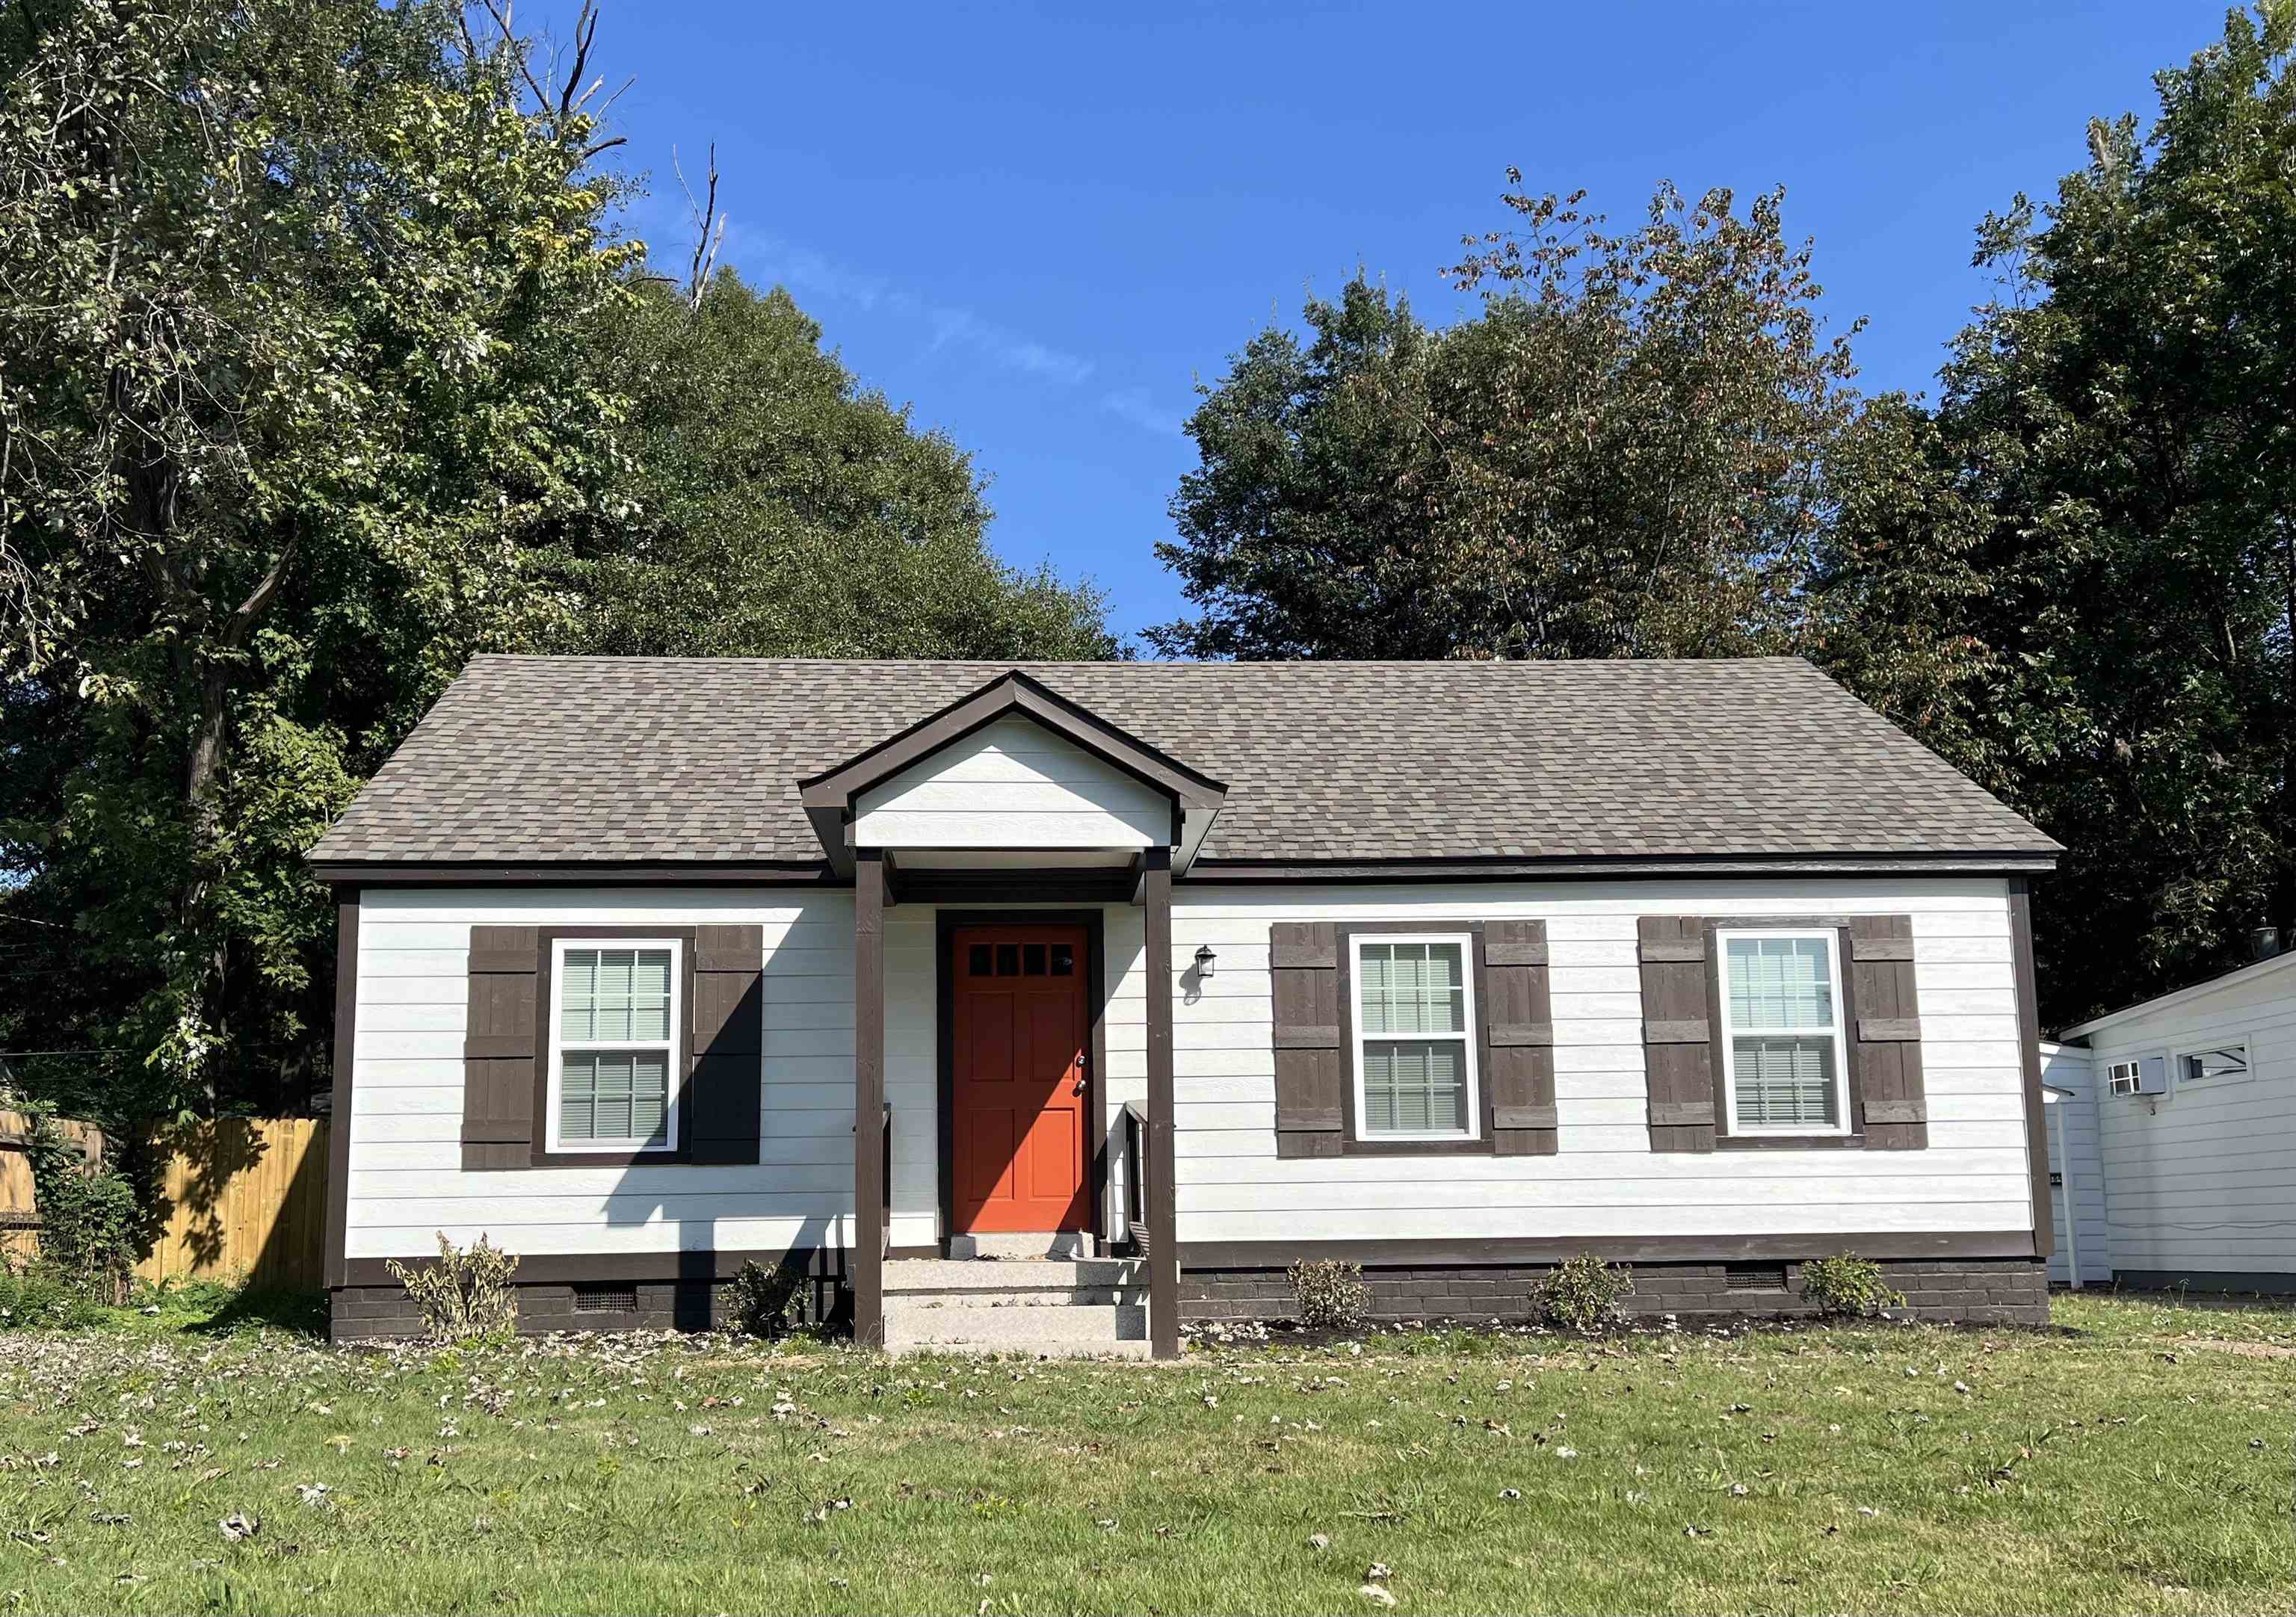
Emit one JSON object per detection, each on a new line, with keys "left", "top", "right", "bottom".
{"left": 2106, "top": 1055, "right": 2166, "bottom": 1096}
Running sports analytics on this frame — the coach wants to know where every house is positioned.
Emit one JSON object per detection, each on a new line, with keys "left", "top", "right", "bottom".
{"left": 309, "top": 655, "right": 2064, "bottom": 1352}
{"left": 2044, "top": 936, "right": 2296, "bottom": 1294}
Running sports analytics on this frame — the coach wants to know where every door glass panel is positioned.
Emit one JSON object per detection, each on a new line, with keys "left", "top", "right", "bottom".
{"left": 968, "top": 943, "right": 992, "bottom": 977}
{"left": 1023, "top": 942, "right": 1047, "bottom": 976}
{"left": 1049, "top": 942, "right": 1074, "bottom": 976}
{"left": 996, "top": 943, "right": 1020, "bottom": 977}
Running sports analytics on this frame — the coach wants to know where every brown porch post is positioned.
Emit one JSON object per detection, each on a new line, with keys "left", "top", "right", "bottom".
{"left": 1141, "top": 846, "right": 1180, "bottom": 1358}
{"left": 854, "top": 848, "right": 887, "bottom": 1346}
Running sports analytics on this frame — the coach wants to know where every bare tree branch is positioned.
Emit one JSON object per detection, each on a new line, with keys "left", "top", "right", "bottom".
{"left": 673, "top": 141, "right": 724, "bottom": 310}
{"left": 478, "top": 0, "right": 553, "bottom": 115}
{"left": 557, "top": 0, "right": 600, "bottom": 117}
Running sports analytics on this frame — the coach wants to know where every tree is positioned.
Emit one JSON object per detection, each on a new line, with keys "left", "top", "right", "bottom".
{"left": 1151, "top": 182, "right": 1859, "bottom": 661}
{"left": 0, "top": 0, "right": 1114, "bottom": 1131}
{"left": 575, "top": 269, "right": 1114, "bottom": 661}
{"left": 0, "top": 0, "right": 636, "bottom": 1123}
{"left": 1815, "top": 2, "right": 2296, "bottom": 1021}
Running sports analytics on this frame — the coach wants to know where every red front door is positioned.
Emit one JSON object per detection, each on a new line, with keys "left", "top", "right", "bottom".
{"left": 951, "top": 925, "right": 1089, "bottom": 1234}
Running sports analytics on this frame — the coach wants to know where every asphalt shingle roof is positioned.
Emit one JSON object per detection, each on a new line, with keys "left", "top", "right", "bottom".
{"left": 307, "top": 655, "right": 2058, "bottom": 869}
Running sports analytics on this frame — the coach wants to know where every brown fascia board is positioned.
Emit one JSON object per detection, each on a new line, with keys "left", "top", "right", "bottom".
{"left": 1186, "top": 850, "right": 2059, "bottom": 882}
{"left": 795, "top": 668, "right": 1228, "bottom": 817}
{"left": 308, "top": 861, "right": 836, "bottom": 887}
{"left": 314, "top": 848, "right": 2058, "bottom": 888}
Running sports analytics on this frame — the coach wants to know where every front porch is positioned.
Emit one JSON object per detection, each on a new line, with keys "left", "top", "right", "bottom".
{"left": 797, "top": 671, "right": 1224, "bottom": 1358}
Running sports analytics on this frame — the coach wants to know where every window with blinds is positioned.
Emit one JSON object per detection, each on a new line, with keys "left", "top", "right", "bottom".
{"left": 1720, "top": 932, "right": 1848, "bottom": 1134}
{"left": 549, "top": 942, "right": 680, "bottom": 1151}
{"left": 1352, "top": 937, "right": 1478, "bottom": 1139}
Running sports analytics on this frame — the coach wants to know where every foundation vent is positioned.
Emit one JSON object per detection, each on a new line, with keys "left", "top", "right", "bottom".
{"left": 573, "top": 1283, "right": 638, "bottom": 1314}
{"left": 1723, "top": 1263, "right": 1789, "bottom": 1293}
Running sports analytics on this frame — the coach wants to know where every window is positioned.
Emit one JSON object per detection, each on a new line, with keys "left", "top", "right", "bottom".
{"left": 1718, "top": 930, "right": 1850, "bottom": 1135}
{"left": 2106, "top": 1059, "right": 2143, "bottom": 1096}
{"left": 2179, "top": 1044, "right": 2248, "bottom": 1085}
{"left": 548, "top": 939, "right": 682, "bottom": 1152}
{"left": 1351, "top": 936, "right": 1478, "bottom": 1140}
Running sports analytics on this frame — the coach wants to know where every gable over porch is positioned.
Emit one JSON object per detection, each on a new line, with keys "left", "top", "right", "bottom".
{"left": 797, "top": 671, "right": 1228, "bottom": 1356}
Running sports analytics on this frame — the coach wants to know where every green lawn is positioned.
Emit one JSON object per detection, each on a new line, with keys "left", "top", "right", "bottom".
{"left": 1, "top": 1290, "right": 2291, "bottom": 1614}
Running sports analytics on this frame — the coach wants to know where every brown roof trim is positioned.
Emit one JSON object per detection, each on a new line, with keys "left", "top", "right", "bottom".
{"left": 1188, "top": 851, "right": 2058, "bottom": 882}
{"left": 309, "top": 862, "right": 836, "bottom": 887}
{"left": 322, "top": 891, "right": 357, "bottom": 1290}
{"left": 315, "top": 852, "right": 2057, "bottom": 886}
{"left": 2009, "top": 876, "right": 2055, "bottom": 1261}
{"left": 796, "top": 668, "right": 1229, "bottom": 816}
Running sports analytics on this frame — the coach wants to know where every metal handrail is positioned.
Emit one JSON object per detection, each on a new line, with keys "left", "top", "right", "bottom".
{"left": 880, "top": 1101, "right": 892, "bottom": 1259}
{"left": 1120, "top": 1101, "right": 1149, "bottom": 1255}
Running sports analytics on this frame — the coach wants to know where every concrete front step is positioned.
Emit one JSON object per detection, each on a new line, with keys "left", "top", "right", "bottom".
{"left": 882, "top": 1256, "right": 1152, "bottom": 1358}
{"left": 883, "top": 1299, "right": 1150, "bottom": 1358}
{"left": 948, "top": 1231, "right": 1096, "bottom": 1260}
{"left": 884, "top": 1258, "right": 1141, "bottom": 1294}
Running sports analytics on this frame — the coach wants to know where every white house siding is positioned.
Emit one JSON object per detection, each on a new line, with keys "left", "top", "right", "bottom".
{"left": 851, "top": 717, "right": 1167, "bottom": 850}
{"left": 1166, "top": 878, "right": 2038, "bottom": 1249}
{"left": 2082, "top": 957, "right": 2296, "bottom": 1284}
{"left": 2039, "top": 1042, "right": 2112, "bottom": 1284}
{"left": 349, "top": 877, "right": 2041, "bottom": 1264}
{"left": 351, "top": 890, "right": 1151, "bottom": 1263}
{"left": 347, "top": 888, "right": 860, "bottom": 1262}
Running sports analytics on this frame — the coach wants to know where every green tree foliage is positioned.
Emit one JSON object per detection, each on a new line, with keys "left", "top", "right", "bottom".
{"left": 1150, "top": 182, "right": 1858, "bottom": 661}
{"left": 0, "top": 0, "right": 1110, "bottom": 1128}
{"left": 575, "top": 270, "right": 1112, "bottom": 661}
{"left": 0, "top": 0, "right": 633, "bottom": 1122}
{"left": 1814, "top": 3, "right": 2296, "bottom": 1020}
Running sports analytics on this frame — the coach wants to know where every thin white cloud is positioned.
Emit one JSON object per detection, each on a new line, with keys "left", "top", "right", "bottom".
{"left": 717, "top": 223, "right": 1093, "bottom": 387}
{"left": 1100, "top": 386, "right": 1187, "bottom": 438}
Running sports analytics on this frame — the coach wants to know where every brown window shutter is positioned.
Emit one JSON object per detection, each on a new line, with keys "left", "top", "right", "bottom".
{"left": 1481, "top": 921, "right": 1557, "bottom": 1154}
{"left": 1847, "top": 916, "right": 1927, "bottom": 1148}
{"left": 1638, "top": 917, "right": 1717, "bottom": 1152}
{"left": 1270, "top": 922, "right": 1344, "bottom": 1157}
{"left": 688, "top": 925, "right": 764, "bottom": 1163}
{"left": 462, "top": 926, "right": 538, "bottom": 1169}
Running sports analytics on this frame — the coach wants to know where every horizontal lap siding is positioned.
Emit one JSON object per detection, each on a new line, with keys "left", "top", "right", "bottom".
{"left": 851, "top": 717, "right": 1167, "bottom": 849}
{"left": 2090, "top": 977, "right": 2296, "bottom": 1276}
{"left": 346, "top": 889, "right": 857, "bottom": 1261}
{"left": 1170, "top": 879, "right": 2033, "bottom": 1247}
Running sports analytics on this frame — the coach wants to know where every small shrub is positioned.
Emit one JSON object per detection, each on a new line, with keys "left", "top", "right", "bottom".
{"left": 386, "top": 1232, "right": 518, "bottom": 1341}
{"left": 1801, "top": 1252, "right": 1906, "bottom": 1318}
{"left": 0, "top": 1265, "right": 108, "bottom": 1330}
{"left": 1288, "top": 1258, "right": 1369, "bottom": 1331}
{"left": 726, "top": 1259, "right": 804, "bottom": 1338}
{"left": 1533, "top": 1253, "right": 1634, "bottom": 1332}
{"left": 26, "top": 1116, "right": 140, "bottom": 1304}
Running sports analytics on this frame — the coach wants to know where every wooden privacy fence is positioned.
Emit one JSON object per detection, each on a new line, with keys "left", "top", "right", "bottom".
{"left": 1, "top": 1113, "right": 328, "bottom": 1291}
{"left": 0, "top": 1110, "right": 105, "bottom": 1265}
{"left": 137, "top": 1119, "right": 329, "bottom": 1290}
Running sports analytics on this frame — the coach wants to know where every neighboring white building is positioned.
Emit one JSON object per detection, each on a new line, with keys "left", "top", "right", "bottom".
{"left": 2055, "top": 943, "right": 2296, "bottom": 1293}
{"left": 2037, "top": 1042, "right": 2111, "bottom": 1287}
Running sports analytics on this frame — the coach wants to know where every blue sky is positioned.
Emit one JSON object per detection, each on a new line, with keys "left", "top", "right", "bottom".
{"left": 537, "top": 1, "right": 2228, "bottom": 646}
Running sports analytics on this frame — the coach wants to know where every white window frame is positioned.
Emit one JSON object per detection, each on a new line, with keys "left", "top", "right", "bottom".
{"left": 546, "top": 936, "right": 685, "bottom": 1154}
{"left": 2176, "top": 1041, "right": 2250, "bottom": 1087}
{"left": 1348, "top": 932, "right": 1481, "bottom": 1143}
{"left": 2105, "top": 1058, "right": 2144, "bottom": 1097}
{"left": 1715, "top": 927, "right": 1852, "bottom": 1137}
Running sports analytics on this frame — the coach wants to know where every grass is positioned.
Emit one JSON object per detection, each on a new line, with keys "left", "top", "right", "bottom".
{"left": 0, "top": 1290, "right": 2289, "bottom": 1614}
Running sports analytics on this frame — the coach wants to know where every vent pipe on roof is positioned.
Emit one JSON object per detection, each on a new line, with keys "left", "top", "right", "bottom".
{"left": 2253, "top": 926, "right": 2285, "bottom": 962}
